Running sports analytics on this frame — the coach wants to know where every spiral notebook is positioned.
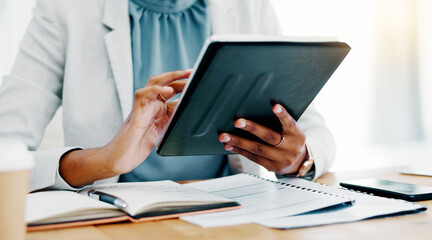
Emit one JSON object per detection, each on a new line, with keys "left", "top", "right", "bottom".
{"left": 181, "top": 173, "right": 354, "bottom": 228}
{"left": 256, "top": 177, "right": 427, "bottom": 229}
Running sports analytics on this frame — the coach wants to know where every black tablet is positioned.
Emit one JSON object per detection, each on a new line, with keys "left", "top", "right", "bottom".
{"left": 340, "top": 178, "right": 432, "bottom": 201}
{"left": 157, "top": 35, "right": 350, "bottom": 156}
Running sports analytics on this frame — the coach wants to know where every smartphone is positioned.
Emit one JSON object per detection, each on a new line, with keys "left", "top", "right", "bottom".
{"left": 340, "top": 178, "right": 432, "bottom": 201}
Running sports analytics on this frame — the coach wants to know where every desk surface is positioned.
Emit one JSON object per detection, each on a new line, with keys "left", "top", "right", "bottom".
{"left": 27, "top": 168, "right": 432, "bottom": 240}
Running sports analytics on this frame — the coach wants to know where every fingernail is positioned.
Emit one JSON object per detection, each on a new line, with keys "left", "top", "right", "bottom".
{"left": 225, "top": 145, "right": 233, "bottom": 151}
{"left": 236, "top": 120, "right": 246, "bottom": 128}
{"left": 221, "top": 135, "right": 231, "bottom": 143}
{"left": 274, "top": 105, "right": 282, "bottom": 113}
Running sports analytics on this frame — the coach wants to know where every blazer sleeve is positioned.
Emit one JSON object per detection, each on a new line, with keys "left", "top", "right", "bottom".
{"left": 297, "top": 105, "right": 336, "bottom": 179}
{"left": 0, "top": 0, "right": 113, "bottom": 192}
{"left": 256, "top": 0, "right": 282, "bottom": 35}
{"left": 228, "top": 0, "right": 336, "bottom": 180}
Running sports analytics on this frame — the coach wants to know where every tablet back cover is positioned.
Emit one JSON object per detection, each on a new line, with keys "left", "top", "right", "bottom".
{"left": 157, "top": 41, "right": 350, "bottom": 156}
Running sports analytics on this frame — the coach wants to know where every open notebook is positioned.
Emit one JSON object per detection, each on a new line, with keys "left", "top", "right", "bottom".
{"left": 26, "top": 181, "right": 240, "bottom": 231}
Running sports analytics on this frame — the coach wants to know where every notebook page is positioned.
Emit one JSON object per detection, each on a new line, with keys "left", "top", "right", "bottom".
{"left": 26, "top": 191, "right": 120, "bottom": 224}
{"left": 181, "top": 174, "right": 352, "bottom": 228}
{"left": 80, "top": 180, "right": 234, "bottom": 216}
{"left": 257, "top": 178, "right": 426, "bottom": 229}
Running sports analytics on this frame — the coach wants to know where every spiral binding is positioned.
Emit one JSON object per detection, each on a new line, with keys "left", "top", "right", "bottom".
{"left": 243, "top": 173, "right": 354, "bottom": 202}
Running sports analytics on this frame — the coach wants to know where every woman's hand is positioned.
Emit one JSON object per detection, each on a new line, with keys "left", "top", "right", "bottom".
{"left": 219, "top": 104, "right": 307, "bottom": 175}
{"left": 101, "top": 70, "right": 189, "bottom": 174}
{"left": 59, "top": 70, "right": 190, "bottom": 187}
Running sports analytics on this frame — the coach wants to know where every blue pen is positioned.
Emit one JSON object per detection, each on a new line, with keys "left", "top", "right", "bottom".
{"left": 88, "top": 190, "right": 128, "bottom": 209}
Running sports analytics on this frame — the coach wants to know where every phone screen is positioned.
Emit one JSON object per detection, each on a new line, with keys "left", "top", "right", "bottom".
{"left": 340, "top": 178, "right": 432, "bottom": 201}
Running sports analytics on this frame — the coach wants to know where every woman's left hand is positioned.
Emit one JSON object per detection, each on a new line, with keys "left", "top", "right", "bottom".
{"left": 219, "top": 104, "right": 307, "bottom": 175}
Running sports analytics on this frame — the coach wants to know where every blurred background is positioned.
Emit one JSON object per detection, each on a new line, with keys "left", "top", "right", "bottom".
{"left": 1, "top": 0, "right": 431, "bottom": 172}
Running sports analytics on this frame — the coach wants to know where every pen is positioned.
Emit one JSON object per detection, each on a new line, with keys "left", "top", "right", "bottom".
{"left": 88, "top": 190, "right": 128, "bottom": 209}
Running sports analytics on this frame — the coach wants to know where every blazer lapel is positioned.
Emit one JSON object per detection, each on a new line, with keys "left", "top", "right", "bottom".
{"left": 103, "top": 0, "right": 133, "bottom": 120}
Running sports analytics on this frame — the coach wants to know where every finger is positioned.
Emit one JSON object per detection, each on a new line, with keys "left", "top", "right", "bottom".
{"left": 134, "top": 85, "right": 173, "bottom": 105}
{"left": 157, "top": 94, "right": 168, "bottom": 102}
{"left": 234, "top": 118, "right": 282, "bottom": 146}
{"left": 161, "top": 98, "right": 180, "bottom": 117}
{"left": 167, "top": 80, "right": 187, "bottom": 94}
{"left": 219, "top": 133, "right": 290, "bottom": 164}
{"left": 162, "top": 80, "right": 188, "bottom": 100}
{"left": 273, "top": 104, "right": 297, "bottom": 134}
{"left": 166, "top": 101, "right": 177, "bottom": 116}
{"left": 227, "top": 144, "right": 302, "bottom": 175}
{"left": 272, "top": 104, "right": 307, "bottom": 149}
{"left": 148, "top": 70, "right": 192, "bottom": 86}
{"left": 224, "top": 144, "right": 281, "bottom": 174}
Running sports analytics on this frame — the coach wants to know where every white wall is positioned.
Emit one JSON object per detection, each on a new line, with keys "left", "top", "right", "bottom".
{"left": 271, "top": 0, "right": 432, "bottom": 171}
{"left": 419, "top": 0, "right": 432, "bottom": 143}
{"left": 0, "top": 0, "right": 34, "bottom": 80}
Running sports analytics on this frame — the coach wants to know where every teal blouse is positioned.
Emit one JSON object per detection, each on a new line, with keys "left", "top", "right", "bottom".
{"left": 120, "top": 0, "right": 228, "bottom": 182}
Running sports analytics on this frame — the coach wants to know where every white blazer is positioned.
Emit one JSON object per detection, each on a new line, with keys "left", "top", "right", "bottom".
{"left": 0, "top": 0, "right": 336, "bottom": 192}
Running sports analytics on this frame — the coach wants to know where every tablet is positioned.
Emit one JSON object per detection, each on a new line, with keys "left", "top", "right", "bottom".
{"left": 340, "top": 178, "right": 432, "bottom": 201}
{"left": 157, "top": 35, "right": 350, "bottom": 156}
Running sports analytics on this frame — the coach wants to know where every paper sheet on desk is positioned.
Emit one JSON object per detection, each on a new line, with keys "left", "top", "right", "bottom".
{"left": 400, "top": 160, "right": 432, "bottom": 177}
{"left": 181, "top": 174, "right": 352, "bottom": 228}
{"left": 256, "top": 178, "right": 426, "bottom": 229}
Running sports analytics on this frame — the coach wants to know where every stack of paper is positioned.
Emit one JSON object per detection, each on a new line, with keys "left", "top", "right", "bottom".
{"left": 181, "top": 174, "right": 352, "bottom": 227}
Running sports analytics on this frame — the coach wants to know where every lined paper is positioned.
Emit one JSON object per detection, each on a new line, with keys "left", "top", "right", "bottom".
{"left": 182, "top": 174, "right": 352, "bottom": 228}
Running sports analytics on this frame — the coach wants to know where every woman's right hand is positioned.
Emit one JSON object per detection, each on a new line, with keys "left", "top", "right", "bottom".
{"left": 101, "top": 70, "right": 189, "bottom": 175}
{"left": 59, "top": 70, "right": 190, "bottom": 187}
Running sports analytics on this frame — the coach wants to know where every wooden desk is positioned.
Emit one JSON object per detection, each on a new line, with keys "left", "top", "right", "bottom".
{"left": 27, "top": 168, "right": 432, "bottom": 240}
